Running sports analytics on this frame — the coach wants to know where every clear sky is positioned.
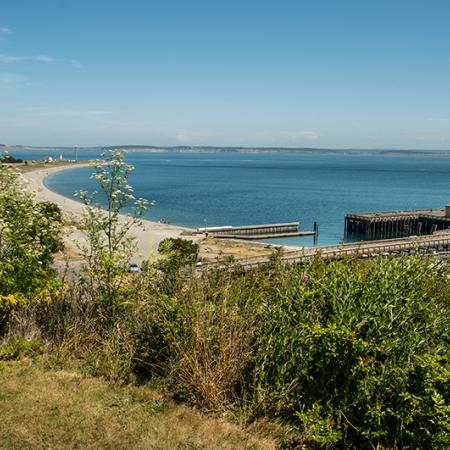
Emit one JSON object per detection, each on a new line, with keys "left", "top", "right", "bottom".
{"left": 1, "top": 0, "right": 450, "bottom": 149}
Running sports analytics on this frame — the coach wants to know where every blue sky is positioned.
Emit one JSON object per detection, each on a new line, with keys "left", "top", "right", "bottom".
{"left": 1, "top": 0, "right": 450, "bottom": 148}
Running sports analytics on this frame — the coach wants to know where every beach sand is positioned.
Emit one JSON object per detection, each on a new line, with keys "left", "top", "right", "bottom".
{"left": 24, "top": 163, "right": 195, "bottom": 262}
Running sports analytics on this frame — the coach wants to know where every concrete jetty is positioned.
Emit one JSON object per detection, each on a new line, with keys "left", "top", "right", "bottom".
{"left": 197, "top": 222, "right": 316, "bottom": 240}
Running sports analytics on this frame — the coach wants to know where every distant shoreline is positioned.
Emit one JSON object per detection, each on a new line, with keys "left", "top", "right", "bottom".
{"left": 4, "top": 145, "right": 450, "bottom": 158}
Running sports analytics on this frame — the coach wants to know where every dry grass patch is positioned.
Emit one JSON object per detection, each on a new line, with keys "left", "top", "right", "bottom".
{"left": 16, "top": 160, "right": 90, "bottom": 174}
{"left": 198, "top": 237, "right": 274, "bottom": 261}
{"left": 0, "top": 360, "right": 274, "bottom": 450}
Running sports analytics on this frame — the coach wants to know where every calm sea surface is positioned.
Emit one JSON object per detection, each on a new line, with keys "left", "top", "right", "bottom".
{"left": 14, "top": 150, "right": 450, "bottom": 246}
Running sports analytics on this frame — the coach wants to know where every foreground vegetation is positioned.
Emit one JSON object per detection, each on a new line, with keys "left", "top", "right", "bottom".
{"left": 1, "top": 153, "right": 449, "bottom": 448}
{"left": 0, "top": 360, "right": 272, "bottom": 450}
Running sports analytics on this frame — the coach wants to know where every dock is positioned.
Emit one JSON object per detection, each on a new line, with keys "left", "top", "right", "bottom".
{"left": 345, "top": 204, "right": 450, "bottom": 238}
{"left": 197, "top": 222, "right": 317, "bottom": 240}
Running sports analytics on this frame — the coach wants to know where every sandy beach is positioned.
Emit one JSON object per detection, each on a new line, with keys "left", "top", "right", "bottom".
{"left": 24, "top": 163, "right": 194, "bottom": 262}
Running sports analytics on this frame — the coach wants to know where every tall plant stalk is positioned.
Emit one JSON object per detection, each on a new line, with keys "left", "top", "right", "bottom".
{"left": 77, "top": 150, "right": 150, "bottom": 310}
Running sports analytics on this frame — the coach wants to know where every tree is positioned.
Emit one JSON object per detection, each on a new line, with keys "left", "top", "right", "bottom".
{"left": 0, "top": 150, "right": 23, "bottom": 164}
{"left": 0, "top": 163, "right": 62, "bottom": 295}
{"left": 157, "top": 238, "right": 199, "bottom": 271}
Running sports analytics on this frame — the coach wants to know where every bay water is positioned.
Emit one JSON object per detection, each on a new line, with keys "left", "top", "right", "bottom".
{"left": 12, "top": 150, "right": 450, "bottom": 246}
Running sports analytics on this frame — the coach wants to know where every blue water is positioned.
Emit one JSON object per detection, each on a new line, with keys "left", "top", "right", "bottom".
{"left": 16, "top": 151, "right": 450, "bottom": 246}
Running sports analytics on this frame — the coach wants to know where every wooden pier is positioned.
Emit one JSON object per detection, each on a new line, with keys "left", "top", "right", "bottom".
{"left": 203, "top": 232, "right": 450, "bottom": 272}
{"left": 345, "top": 205, "right": 450, "bottom": 238}
{"left": 197, "top": 222, "right": 316, "bottom": 240}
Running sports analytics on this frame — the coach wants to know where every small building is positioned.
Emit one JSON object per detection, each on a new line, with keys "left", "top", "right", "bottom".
{"left": 43, "top": 156, "right": 53, "bottom": 163}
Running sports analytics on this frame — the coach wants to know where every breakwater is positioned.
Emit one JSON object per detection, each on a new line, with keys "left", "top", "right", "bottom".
{"left": 197, "top": 222, "right": 316, "bottom": 240}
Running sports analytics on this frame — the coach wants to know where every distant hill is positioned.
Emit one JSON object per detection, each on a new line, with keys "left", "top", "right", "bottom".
{"left": 4, "top": 144, "right": 450, "bottom": 157}
{"left": 94, "top": 145, "right": 450, "bottom": 157}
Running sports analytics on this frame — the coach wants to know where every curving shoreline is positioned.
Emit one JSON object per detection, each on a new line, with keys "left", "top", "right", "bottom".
{"left": 24, "top": 163, "right": 194, "bottom": 261}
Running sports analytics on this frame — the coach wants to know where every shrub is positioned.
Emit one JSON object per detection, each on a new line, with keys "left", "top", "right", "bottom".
{"left": 0, "top": 294, "right": 27, "bottom": 334}
{"left": 0, "top": 337, "right": 43, "bottom": 360}
{"left": 0, "top": 152, "right": 23, "bottom": 164}
{"left": 157, "top": 238, "right": 199, "bottom": 273}
{"left": 131, "top": 254, "right": 450, "bottom": 447}
{"left": 146, "top": 272, "right": 256, "bottom": 411}
{"left": 253, "top": 256, "right": 450, "bottom": 448}
{"left": 158, "top": 238, "right": 199, "bottom": 260}
{"left": 0, "top": 164, "right": 63, "bottom": 296}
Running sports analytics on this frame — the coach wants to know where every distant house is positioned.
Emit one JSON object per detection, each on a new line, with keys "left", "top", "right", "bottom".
{"left": 43, "top": 156, "right": 53, "bottom": 163}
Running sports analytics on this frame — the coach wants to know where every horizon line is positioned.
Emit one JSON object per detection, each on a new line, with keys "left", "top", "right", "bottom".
{"left": 3, "top": 144, "right": 450, "bottom": 153}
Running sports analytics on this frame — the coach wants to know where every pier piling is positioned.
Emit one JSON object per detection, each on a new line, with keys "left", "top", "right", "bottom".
{"left": 345, "top": 207, "right": 450, "bottom": 239}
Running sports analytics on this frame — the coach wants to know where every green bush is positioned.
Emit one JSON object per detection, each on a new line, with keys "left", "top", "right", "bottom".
{"left": 0, "top": 164, "right": 63, "bottom": 296}
{"left": 0, "top": 337, "right": 43, "bottom": 360}
{"left": 155, "top": 238, "right": 200, "bottom": 293}
{"left": 133, "top": 255, "right": 450, "bottom": 447}
{"left": 157, "top": 238, "right": 199, "bottom": 270}
{"left": 253, "top": 256, "right": 450, "bottom": 448}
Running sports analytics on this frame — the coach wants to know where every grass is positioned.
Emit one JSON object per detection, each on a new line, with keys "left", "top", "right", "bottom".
{"left": 198, "top": 236, "right": 275, "bottom": 262}
{"left": 0, "top": 360, "right": 274, "bottom": 450}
